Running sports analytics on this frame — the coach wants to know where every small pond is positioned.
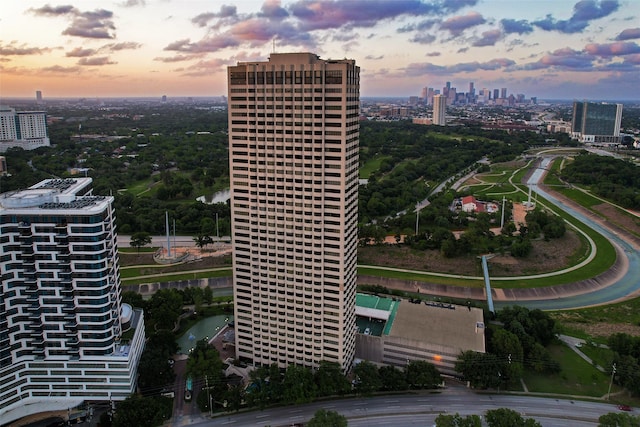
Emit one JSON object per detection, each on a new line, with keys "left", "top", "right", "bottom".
{"left": 176, "top": 314, "right": 233, "bottom": 354}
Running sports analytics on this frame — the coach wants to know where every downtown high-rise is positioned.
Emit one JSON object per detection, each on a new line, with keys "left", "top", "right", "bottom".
{"left": 571, "top": 101, "right": 623, "bottom": 144}
{"left": 0, "top": 178, "right": 144, "bottom": 424}
{"left": 228, "top": 53, "right": 359, "bottom": 371}
{"left": 432, "top": 94, "right": 447, "bottom": 126}
{"left": 0, "top": 106, "right": 51, "bottom": 153}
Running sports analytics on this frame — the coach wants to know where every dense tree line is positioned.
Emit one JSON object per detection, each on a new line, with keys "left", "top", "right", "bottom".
{"left": 561, "top": 152, "right": 640, "bottom": 209}
{"left": 358, "top": 121, "right": 529, "bottom": 222}
{"left": 456, "top": 306, "right": 558, "bottom": 389}
{"left": 380, "top": 203, "right": 564, "bottom": 259}
{"left": 607, "top": 332, "right": 640, "bottom": 395}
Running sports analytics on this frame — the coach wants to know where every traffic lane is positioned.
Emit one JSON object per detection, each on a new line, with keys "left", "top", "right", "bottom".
{"left": 187, "top": 394, "right": 619, "bottom": 427}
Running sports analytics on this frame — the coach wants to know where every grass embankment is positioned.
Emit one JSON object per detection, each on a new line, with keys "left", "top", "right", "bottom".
{"left": 522, "top": 342, "right": 620, "bottom": 398}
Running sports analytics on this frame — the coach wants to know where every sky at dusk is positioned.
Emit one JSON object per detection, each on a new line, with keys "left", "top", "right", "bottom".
{"left": 1, "top": 0, "right": 639, "bottom": 100}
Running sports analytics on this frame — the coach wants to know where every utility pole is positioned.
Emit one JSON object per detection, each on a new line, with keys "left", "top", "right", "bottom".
{"left": 206, "top": 375, "right": 212, "bottom": 416}
{"left": 607, "top": 363, "right": 617, "bottom": 400}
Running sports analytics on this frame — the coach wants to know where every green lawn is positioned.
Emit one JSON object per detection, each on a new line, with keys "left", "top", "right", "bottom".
{"left": 360, "top": 155, "right": 390, "bottom": 179}
{"left": 523, "top": 342, "right": 618, "bottom": 397}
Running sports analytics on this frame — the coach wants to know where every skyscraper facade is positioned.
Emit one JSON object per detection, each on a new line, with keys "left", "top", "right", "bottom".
{"left": 0, "top": 178, "right": 145, "bottom": 424}
{"left": 227, "top": 53, "right": 359, "bottom": 371}
{"left": 433, "top": 94, "right": 447, "bottom": 126}
{"left": 572, "top": 101, "right": 623, "bottom": 144}
{"left": 0, "top": 106, "right": 51, "bottom": 152}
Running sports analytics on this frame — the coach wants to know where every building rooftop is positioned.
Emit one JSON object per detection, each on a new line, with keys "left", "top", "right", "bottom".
{"left": 0, "top": 177, "right": 110, "bottom": 213}
{"left": 356, "top": 293, "right": 485, "bottom": 353}
{"left": 389, "top": 299, "right": 485, "bottom": 353}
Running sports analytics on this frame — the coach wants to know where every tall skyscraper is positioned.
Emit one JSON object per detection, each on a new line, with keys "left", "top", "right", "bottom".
{"left": 0, "top": 106, "right": 51, "bottom": 152}
{"left": 35, "top": 91, "right": 43, "bottom": 103}
{"left": 493, "top": 89, "right": 499, "bottom": 100}
{"left": 500, "top": 88, "right": 507, "bottom": 99}
{"left": 433, "top": 94, "right": 446, "bottom": 126}
{"left": 0, "top": 178, "right": 145, "bottom": 424}
{"left": 572, "top": 101, "right": 623, "bottom": 144}
{"left": 227, "top": 53, "right": 359, "bottom": 371}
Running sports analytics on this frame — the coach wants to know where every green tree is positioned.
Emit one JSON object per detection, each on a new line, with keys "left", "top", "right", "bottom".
{"left": 138, "top": 330, "right": 178, "bottom": 392}
{"left": 455, "top": 351, "right": 502, "bottom": 389}
{"left": 282, "top": 364, "right": 317, "bottom": 404}
{"left": 435, "top": 413, "right": 482, "bottom": 427}
{"left": 130, "top": 231, "right": 152, "bottom": 253}
{"left": 598, "top": 411, "right": 640, "bottom": 427}
{"left": 353, "top": 361, "right": 382, "bottom": 395}
{"left": 112, "top": 395, "right": 172, "bottom": 427}
{"left": 307, "top": 409, "right": 348, "bottom": 427}
{"left": 378, "top": 365, "right": 408, "bottom": 391}
{"left": 147, "top": 288, "right": 183, "bottom": 330}
{"left": 485, "top": 408, "right": 541, "bottom": 427}
{"left": 193, "top": 234, "right": 213, "bottom": 250}
{"left": 406, "top": 360, "right": 441, "bottom": 389}
{"left": 186, "top": 339, "right": 224, "bottom": 381}
{"left": 489, "top": 328, "right": 524, "bottom": 385}
{"left": 315, "top": 361, "right": 351, "bottom": 396}
{"left": 203, "top": 286, "right": 213, "bottom": 305}
{"left": 121, "top": 290, "right": 146, "bottom": 311}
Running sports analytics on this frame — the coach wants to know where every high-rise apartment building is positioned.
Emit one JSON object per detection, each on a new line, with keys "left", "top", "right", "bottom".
{"left": 432, "top": 94, "right": 447, "bottom": 126}
{"left": 227, "top": 53, "right": 359, "bottom": 371}
{"left": 0, "top": 178, "right": 145, "bottom": 424}
{"left": 36, "top": 91, "right": 43, "bottom": 103}
{"left": 572, "top": 101, "right": 623, "bottom": 144}
{"left": 0, "top": 106, "right": 51, "bottom": 152}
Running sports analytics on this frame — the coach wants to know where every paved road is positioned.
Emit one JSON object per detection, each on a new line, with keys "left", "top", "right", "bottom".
{"left": 185, "top": 392, "right": 623, "bottom": 427}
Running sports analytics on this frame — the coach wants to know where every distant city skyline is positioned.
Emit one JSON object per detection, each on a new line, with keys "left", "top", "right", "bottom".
{"left": 1, "top": 0, "right": 639, "bottom": 100}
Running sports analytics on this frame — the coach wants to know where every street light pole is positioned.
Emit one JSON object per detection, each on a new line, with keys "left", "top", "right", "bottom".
{"left": 607, "top": 363, "right": 616, "bottom": 400}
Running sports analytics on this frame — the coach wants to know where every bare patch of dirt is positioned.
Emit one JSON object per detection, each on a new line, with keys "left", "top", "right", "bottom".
{"left": 592, "top": 203, "right": 640, "bottom": 237}
{"left": 561, "top": 322, "right": 640, "bottom": 338}
{"left": 357, "top": 228, "right": 583, "bottom": 277}
{"left": 119, "top": 250, "right": 231, "bottom": 273}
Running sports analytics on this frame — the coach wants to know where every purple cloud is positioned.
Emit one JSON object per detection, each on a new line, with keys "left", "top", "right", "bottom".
{"left": 66, "top": 47, "right": 96, "bottom": 57}
{"left": 365, "top": 54, "right": 384, "bottom": 60}
{"left": 103, "top": 42, "right": 142, "bottom": 51}
{"left": 153, "top": 54, "right": 201, "bottom": 63}
{"left": 41, "top": 65, "right": 81, "bottom": 74}
{"left": 121, "top": 0, "right": 145, "bottom": 6}
{"left": 31, "top": 5, "right": 117, "bottom": 39}
{"left": 615, "top": 28, "right": 640, "bottom": 41}
{"left": 585, "top": 41, "right": 640, "bottom": 56}
{"left": 192, "top": 5, "right": 237, "bottom": 27}
{"left": 532, "top": 0, "right": 619, "bottom": 34}
{"left": 441, "top": 12, "right": 485, "bottom": 36}
{"left": 0, "top": 43, "right": 51, "bottom": 55}
{"left": 29, "top": 4, "right": 76, "bottom": 16}
{"left": 426, "top": 51, "right": 441, "bottom": 57}
{"left": 289, "top": 0, "right": 441, "bottom": 32}
{"left": 397, "top": 19, "right": 438, "bottom": 33}
{"left": 78, "top": 56, "right": 116, "bottom": 66}
{"left": 165, "top": 16, "right": 312, "bottom": 53}
{"left": 404, "top": 57, "right": 515, "bottom": 76}
{"left": 411, "top": 34, "right": 436, "bottom": 44}
{"left": 501, "top": 19, "right": 533, "bottom": 35}
{"left": 261, "top": 0, "right": 289, "bottom": 19}
{"left": 523, "top": 48, "right": 594, "bottom": 70}
{"left": 473, "top": 29, "right": 502, "bottom": 46}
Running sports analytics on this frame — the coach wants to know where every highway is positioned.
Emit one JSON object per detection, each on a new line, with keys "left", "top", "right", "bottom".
{"left": 186, "top": 392, "right": 621, "bottom": 427}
